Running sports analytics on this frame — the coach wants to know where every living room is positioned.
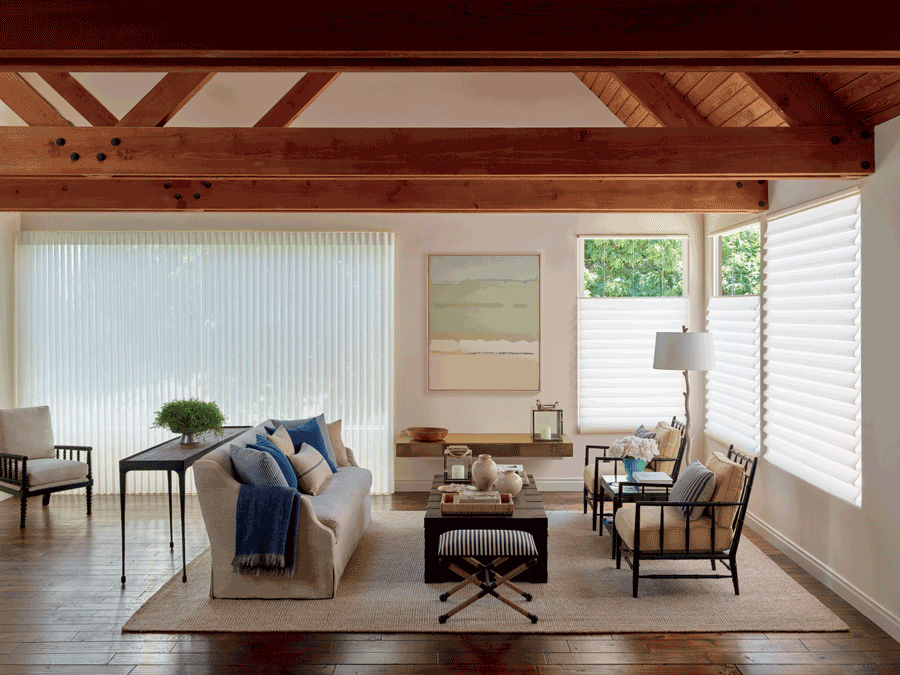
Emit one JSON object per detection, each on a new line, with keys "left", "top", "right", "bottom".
{"left": 2, "top": 12, "right": 900, "bottom": 674}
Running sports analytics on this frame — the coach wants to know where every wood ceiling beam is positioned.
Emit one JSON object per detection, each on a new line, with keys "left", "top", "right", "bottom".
{"left": 0, "top": 177, "right": 768, "bottom": 213}
{"left": 0, "top": 73, "right": 71, "bottom": 126}
{"left": 37, "top": 73, "right": 118, "bottom": 126}
{"left": 605, "top": 73, "right": 709, "bottom": 127}
{"left": 254, "top": 73, "right": 340, "bottom": 127}
{"left": 2, "top": 2, "right": 900, "bottom": 72}
{"left": 117, "top": 73, "right": 215, "bottom": 127}
{"left": 742, "top": 73, "right": 864, "bottom": 127}
{"left": 0, "top": 127, "right": 872, "bottom": 180}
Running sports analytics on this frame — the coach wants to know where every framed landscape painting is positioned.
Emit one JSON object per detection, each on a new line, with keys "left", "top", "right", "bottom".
{"left": 428, "top": 254, "right": 540, "bottom": 391}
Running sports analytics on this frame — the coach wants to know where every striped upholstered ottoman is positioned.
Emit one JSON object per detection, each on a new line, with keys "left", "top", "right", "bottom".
{"left": 436, "top": 529, "right": 539, "bottom": 624}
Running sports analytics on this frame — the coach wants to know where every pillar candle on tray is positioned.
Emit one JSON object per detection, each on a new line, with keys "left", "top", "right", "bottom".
{"left": 451, "top": 464, "right": 465, "bottom": 480}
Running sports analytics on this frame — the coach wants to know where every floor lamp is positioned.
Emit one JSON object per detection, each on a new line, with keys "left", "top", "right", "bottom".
{"left": 653, "top": 326, "right": 715, "bottom": 465}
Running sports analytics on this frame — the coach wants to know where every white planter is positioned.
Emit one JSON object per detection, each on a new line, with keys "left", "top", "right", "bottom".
{"left": 471, "top": 454, "right": 498, "bottom": 491}
{"left": 493, "top": 469, "right": 523, "bottom": 497}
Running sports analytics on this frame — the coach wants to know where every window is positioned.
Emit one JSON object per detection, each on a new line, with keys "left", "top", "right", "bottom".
{"left": 706, "top": 222, "right": 762, "bottom": 453}
{"left": 577, "top": 236, "right": 689, "bottom": 432}
{"left": 762, "top": 187, "right": 862, "bottom": 506}
{"left": 16, "top": 231, "right": 395, "bottom": 495}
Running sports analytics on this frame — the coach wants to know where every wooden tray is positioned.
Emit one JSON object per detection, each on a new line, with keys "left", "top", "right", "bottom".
{"left": 440, "top": 492, "right": 514, "bottom": 515}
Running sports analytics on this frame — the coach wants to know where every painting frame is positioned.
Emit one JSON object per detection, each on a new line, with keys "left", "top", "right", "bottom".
{"left": 427, "top": 253, "right": 541, "bottom": 392}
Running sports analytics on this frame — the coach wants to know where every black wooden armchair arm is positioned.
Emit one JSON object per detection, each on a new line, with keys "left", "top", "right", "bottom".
{"left": 55, "top": 445, "right": 93, "bottom": 477}
{"left": 0, "top": 452, "right": 27, "bottom": 486}
{"left": 631, "top": 499, "right": 743, "bottom": 555}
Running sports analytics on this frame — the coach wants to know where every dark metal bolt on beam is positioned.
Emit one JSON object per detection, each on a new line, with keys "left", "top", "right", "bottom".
{"left": 173, "top": 193, "right": 181, "bottom": 199}
{"left": 736, "top": 182, "right": 743, "bottom": 188}
{"left": 69, "top": 152, "right": 79, "bottom": 161}
{"left": 110, "top": 137, "right": 121, "bottom": 146}
{"left": 193, "top": 193, "right": 200, "bottom": 199}
{"left": 832, "top": 136, "right": 841, "bottom": 144}
{"left": 164, "top": 182, "right": 171, "bottom": 189}
{"left": 96, "top": 153, "right": 106, "bottom": 162}
{"left": 55, "top": 137, "right": 65, "bottom": 146}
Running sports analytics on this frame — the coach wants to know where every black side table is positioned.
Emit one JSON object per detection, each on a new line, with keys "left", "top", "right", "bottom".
{"left": 119, "top": 426, "right": 250, "bottom": 584}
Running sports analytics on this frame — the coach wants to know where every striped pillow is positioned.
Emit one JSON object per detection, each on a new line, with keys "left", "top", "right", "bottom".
{"left": 288, "top": 442, "right": 333, "bottom": 496}
{"left": 670, "top": 460, "right": 717, "bottom": 520}
{"left": 634, "top": 425, "right": 657, "bottom": 440}
{"left": 229, "top": 444, "right": 290, "bottom": 488}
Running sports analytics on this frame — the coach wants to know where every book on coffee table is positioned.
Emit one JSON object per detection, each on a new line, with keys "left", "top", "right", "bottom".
{"left": 633, "top": 471, "right": 673, "bottom": 484}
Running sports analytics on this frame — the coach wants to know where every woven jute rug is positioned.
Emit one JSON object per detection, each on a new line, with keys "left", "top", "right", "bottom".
{"left": 124, "top": 511, "right": 847, "bottom": 634}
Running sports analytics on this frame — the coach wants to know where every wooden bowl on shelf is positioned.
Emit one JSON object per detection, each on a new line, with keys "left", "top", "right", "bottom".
{"left": 405, "top": 427, "right": 449, "bottom": 442}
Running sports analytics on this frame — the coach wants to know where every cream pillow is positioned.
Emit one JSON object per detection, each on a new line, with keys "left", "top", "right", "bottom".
{"left": 654, "top": 420, "right": 682, "bottom": 458}
{"left": 264, "top": 425, "right": 295, "bottom": 456}
{"left": 288, "top": 443, "right": 333, "bottom": 496}
{"left": 653, "top": 421, "right": 673, "bottom": 455}
{"left": 704, "top": 451, "right": 746, "bottom": 529}
{"left": 326, "top": 419, "right": 351, "bottom": 468}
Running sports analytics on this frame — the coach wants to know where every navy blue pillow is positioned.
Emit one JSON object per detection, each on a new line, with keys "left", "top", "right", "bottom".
{"left": 266, "top": 421, "right": 338, "bottom": 473}
{"left": 248, "top": 436, "right": 298, "bottom": 490}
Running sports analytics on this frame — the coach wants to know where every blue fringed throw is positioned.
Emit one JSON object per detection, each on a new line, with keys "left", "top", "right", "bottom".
{"left": 232, "top": 484, "right": 300, "bottom": 577}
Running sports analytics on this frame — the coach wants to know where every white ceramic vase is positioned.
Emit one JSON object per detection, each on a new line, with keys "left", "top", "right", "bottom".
{"left": 493, "top": 469, "right": 523, "bottom": 497}
{"left": 471, "top": 454, "right": 498, "bottom": 491}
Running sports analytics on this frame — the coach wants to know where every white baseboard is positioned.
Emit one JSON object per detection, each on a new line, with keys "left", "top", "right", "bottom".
{"left": 393, "top": 478, "right": 584, "bottom": 493}
{"left": 746, "top": 512, "right": 900, "bottom": 642}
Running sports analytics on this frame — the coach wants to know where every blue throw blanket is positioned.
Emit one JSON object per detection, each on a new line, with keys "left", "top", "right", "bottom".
{"left": 232, "top": 484, "right": 301, "bottom": 577}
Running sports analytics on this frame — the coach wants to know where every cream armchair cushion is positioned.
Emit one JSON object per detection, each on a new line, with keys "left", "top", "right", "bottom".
{"left": 705, "top": 451, "right": 746, "bottom": 528}
{"left": 614, "top": 503, "right": 734, "bottom": 553}
{"left": 0, "top": 458, "right": 89, "bottom": 490}
{"left": 0, "top": 406, "right": 56, "bottom": 460}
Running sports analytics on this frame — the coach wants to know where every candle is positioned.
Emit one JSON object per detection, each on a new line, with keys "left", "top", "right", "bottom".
{"left": 451, "top": 464, "right": 465, "bottom": 480}
{"left": 540, "top": 426, "right": 551, "bottom": 440}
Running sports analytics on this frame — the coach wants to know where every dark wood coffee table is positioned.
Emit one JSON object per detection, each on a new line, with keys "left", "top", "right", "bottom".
{"left": 424, "top": 473, "right": 548, "bottom": 583}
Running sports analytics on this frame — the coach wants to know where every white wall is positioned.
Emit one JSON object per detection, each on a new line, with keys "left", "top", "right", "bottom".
{"left": 19, "top": 210, "right": 704, "bottom": 491}
{"left": 0, "top": 212, "right": 19, "bottom": 410}
{"left": 705, "top": 115, "right": 900, "bottom": 640}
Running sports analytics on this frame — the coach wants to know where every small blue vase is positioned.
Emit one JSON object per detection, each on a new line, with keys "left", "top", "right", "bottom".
{"left": 623, "top": 457, "right": 647, "bottom": 482}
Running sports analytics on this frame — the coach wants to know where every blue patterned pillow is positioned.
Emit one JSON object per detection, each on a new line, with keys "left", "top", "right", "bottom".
{"left": 248, "top": 435, "right": 298, "bottom": 490}
{"left": 670, "top": 460, "right": 717, "bottom": 520}
{"left": 229, "top": 444, "right": 289, "bottom": 488}
{"left": 266, "top": 418, "right": 338, "bottom": 473}
{"left": 270, "top": 414, "right": 338, "bottom": 471}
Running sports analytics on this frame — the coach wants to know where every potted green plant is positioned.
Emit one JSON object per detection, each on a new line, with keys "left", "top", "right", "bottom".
{"left": 151, "top": 398, "right": 227, "bottom": 445}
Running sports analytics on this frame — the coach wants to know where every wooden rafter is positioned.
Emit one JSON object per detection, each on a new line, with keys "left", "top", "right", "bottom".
{"left": 117, "top": 73, "right": 215, "bottom": 127}
{"left": 742, "top": 73, "right": 863, "bottom": 127}
{"left": 0, "top": 73, "right": 71, "bottom": 126}
{"left": 0, "top": 126, "right": 873, "bottom": 180}
{"left": 37, "top": 73, "right": 118, "bottom": 126}
{"left": 0, "top": 177, "right": 767, "bottom": 213}
{"left": 2, "top": 3, "right": 900, "bottom": 72}
{"left": 254, "top": 73, "right": 340, "bottom": 127}
{"left": 598, "top": 73, "right": 710, "bottom": 127}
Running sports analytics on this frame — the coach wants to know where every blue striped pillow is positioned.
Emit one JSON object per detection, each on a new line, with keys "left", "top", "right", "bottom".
{"left": 229, "top": 444, "right": 289, "bottom": 488}
{"left": 670, "top": 460, "right": 717, "bottom": 520}
{"left": 248, "top": 435, "right": 298, "bottom": 490}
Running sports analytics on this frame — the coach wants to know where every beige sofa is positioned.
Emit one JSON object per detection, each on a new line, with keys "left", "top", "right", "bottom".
{"left": 194, "top": 421, "right": 372, "bottom": 599}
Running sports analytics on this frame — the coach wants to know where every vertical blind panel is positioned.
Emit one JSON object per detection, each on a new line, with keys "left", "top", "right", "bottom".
{"left": 16, "top": 231, "right": 395, "bottom": 495}
{"left": 762, "top": 189, "right": 862, "bottom": 505}
{"left": 578, "top": 297, "right": 689, "bottom": 432}
{"left": 705, "top": 294, "right": 761, "bottom": 453}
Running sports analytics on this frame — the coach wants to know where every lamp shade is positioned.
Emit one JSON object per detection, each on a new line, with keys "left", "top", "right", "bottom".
{"left": 653, "top": 331, "right": 715, "bottom": 371}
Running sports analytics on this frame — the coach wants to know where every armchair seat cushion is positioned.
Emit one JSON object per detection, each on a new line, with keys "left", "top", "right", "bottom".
{"left": 615, "top": 503, "right": 734, "bottom": 553}
{"left": 0, "top": 458, "right": 88, "bottom": 489}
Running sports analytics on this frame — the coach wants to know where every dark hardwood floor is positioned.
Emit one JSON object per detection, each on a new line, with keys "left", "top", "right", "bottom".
{"left": 0, "top": 492, "right": 897, "bottom": 675}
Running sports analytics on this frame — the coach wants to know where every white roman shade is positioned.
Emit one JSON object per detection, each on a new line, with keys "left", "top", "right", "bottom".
{"left": 16, "top": 231, "right": 395, "bottom": 495}
{"left": 762, "top": 188, "right": 862, "bottom": 505}
{"left": 578, "top": 297, "right": 690, "bottom": 432}
{"left": 706, "top": 294, "right": 761, "bottom": 453}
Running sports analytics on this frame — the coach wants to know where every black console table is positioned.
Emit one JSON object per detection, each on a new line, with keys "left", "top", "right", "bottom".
{"left": 119, "top": 426, "right": 250, "bottom": 584}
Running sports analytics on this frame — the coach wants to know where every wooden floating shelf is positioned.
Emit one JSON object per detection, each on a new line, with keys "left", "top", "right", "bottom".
{"left": 395, "top": 433, "right": 573, "bottom": 458}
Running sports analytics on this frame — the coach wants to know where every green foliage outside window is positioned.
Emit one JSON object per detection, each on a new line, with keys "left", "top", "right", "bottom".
{"left": 583, "top": 238, "right": 684, "bottom": 298}
{"left": 720, "top": 227, "right": 761, "bottom": 296}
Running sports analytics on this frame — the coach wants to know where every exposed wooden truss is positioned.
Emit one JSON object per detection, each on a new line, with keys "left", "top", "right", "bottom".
{"left": 0, "top": 177, "right": 768, "bottom": 213}
{"left": 0, "top": 127, "right": 872, "bottom": 180}
{"left": 117, "top": 73, "right": 215, "bottom": 127}
{"left": 255, "top": 73, "right": 341, "bottom": 127}
{"left": 604, "top": 73, "right": 709, "bottom": 127}
{"left": 0, "top": 73, "right": 71, "bottom": 126}
{"left": 37, "top": 73, "right": 119, "bottom": 126}
{"left": 2, "top": 2, "right": 900, "bottom": 72}
{"left": 742, "top": 73, "right": 862, "bottom": 127}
